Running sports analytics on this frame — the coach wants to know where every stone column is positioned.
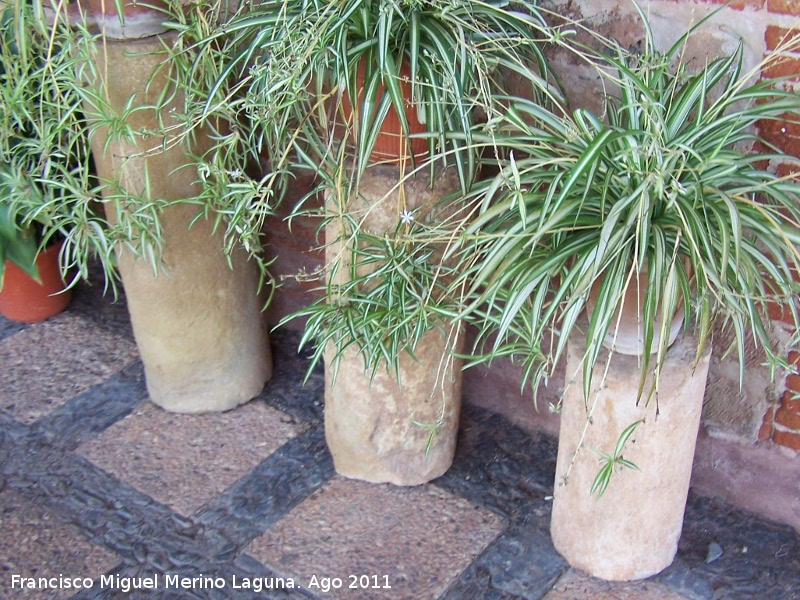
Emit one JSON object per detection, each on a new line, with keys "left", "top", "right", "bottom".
{"left": 551, "top": 332, "right": 711, "bottom": 580}
{"left": 323, "top": 166, "right": 463, "bottom": 486}
{"left": 87, "top": 34, "right": 271, "bottom": 413}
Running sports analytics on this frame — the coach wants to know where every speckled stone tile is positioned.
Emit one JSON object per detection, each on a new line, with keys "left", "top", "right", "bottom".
{"left": 542, "top": 568, "right": 693, "bottom": 600}
{"left": 247, "top": 477, "right": 505, "bottom": 599}
{"left": 0, "top": 487, "right": 120, "bottom": 599}
{"left": 0, "top": 314, "right": 138, "bottom": 424}
{"left": 77, "top": 401, "right": 308, "bottom": 517}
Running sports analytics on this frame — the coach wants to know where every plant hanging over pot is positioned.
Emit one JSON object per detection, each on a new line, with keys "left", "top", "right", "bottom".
{"left": 202, "top": 0, "right": 565, "bottom": 191}
{"left": 456, "top": 9, "right": 800, "bottom": 401}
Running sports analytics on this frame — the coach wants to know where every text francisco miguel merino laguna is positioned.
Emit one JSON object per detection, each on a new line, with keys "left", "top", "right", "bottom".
{"left": 11, "top": 573, "right": 308, "bottom": 593}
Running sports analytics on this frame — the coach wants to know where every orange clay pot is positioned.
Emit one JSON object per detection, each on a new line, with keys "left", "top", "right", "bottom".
{"left": 0, "top": 240, "right": 71, "bottom": 323}
{"left": 334, "top": 61, "right": 429, "bottom": 165}
{"left": 87, "top": 0, "right": 170, "bottom": 38}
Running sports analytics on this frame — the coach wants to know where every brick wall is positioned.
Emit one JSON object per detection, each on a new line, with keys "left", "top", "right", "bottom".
{"left": 755, "top": 1, "right": 800, "bottom": 452}
{"left": 262, "top": 173, "right": 325, "bottom": 329}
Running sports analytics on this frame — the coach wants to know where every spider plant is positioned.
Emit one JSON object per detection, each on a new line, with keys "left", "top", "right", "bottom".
{"left": 0, "top": 0, "right": 196, "bottom": 295}
{"left": 0, "top": 185, "right": 39, "bottom": 286}
{"left": 203, "top": 0, "right": 564, "bottom": 192}
{"left": 456, "top": 9, "right": 800, "bottom": 402}
{"left": 289, "top": 190, "right": 470, "bottom": 380}
{"left": 158, "top": 0, "right": 281, "bottom": 292}
{"left": 194, "top": 0, "right": 570, "bottom": 379}
{"left": 187, "top": 1, "right": 571, "bottom": 364}
{"left": 0, "top": 1, "right": 97, "bottom": 289}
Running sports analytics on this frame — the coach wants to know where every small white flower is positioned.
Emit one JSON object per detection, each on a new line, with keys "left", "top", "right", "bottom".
{"left": 400, "top": 209, "right": 415, "bottom": 225}
{"left": 228, "top": 168, "right": 243, "bottom": 178}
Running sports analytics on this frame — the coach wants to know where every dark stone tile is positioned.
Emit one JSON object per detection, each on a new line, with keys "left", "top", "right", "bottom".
{"left": 442, "top": 502, "right": 567, "bottom": 600}
{"left": 30, "top": 361, "right": 147, "bottom": 449}
{"left": 437, "top": 404, "right": 558, "bottom": 519}
{"left": 194, "top": 427, "right": 334, "bottom": 550}
{"left": 0, "top": 315, "right": 29, "bottom": 341}
{"left": 261, "top": 330, "right": 325, "bottom": 424}
{"left": 671, "top": 494, "right": 800, "bottom": 600}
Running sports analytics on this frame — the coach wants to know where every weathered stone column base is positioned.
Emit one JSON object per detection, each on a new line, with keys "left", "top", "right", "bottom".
{"left": 325, "top": 325, "right": 464, "bottom": 486}
{"left": 89, "top": 35, "right": 272, "bottom": 413}
{"left": 322, "top": 164, "right": 463, "bottom": 485}
{"left": 115, "top": 204, "right": 273, "bottom": 414}
{"left": 551, "top": 332, "right": 711, "bottom": 580}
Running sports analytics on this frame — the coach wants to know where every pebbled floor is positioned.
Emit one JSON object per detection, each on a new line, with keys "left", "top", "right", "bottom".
{"left": 0, "top": 277, "right": 798, "bottom": 600}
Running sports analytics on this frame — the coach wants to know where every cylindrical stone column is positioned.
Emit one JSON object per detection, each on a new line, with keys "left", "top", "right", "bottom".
{"left": 87, "top": 34, "right": 272, "bottom": 413}
{"left": 551, "top": 332, "right": 711, "bottom": 580}
{"left": 323, "top": 165, "right": 463, "bottom": 485}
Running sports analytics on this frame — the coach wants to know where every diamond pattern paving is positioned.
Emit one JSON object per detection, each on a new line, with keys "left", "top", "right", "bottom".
{"left": 1, "top": 276, "right": 798, "bottom": 600}
{"left": 247, "top": 477, "right": 505, "bottom": 599}
{"left": 0, "top": 314, "right": 138, "bottom": 424}
{"left": 78, "top": 401, "right": 307, "bottom": 516}
{"left": 0, "top": 487, "right": 120, "bottom": 600}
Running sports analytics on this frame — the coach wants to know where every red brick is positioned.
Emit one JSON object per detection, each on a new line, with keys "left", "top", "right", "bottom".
{"left": 706, "top": 0, "right": 765, "bottom": 9}
{"left": 775, "top": 405, "right": 800, "bottom": 429}
{"left": 782, "top": 348, "right": 800, "bottom": 409}
{"left": 783, "top": 389, "right": 800, "bottom": 413}
{"left": 758, "top": 406, "right": 775, "bottom": 441}
{"left": 777, "top": 162, "right": 800, "bottom": 178}
{"left": 264, "top": 212, "right": 323, "bottom": 244}
{"left": 761, "top": 129, "right": 800, "bottom": 156}
{"left": 758, "top": 119, "right": 800, "bottom": 151}
{"left": 765, "top": 26, "right": 800, "bottom": 52}
{"left": 750, "top": 140, "right": 772, "bottom": 170}
{"left": 772, "top": 429, "right": 800, "bottom": 450}
{"left": 768, "top": 0, "right": 800, "bottom": 16}
{"left": 759, "top": 114, "right": 800, "bottom": 137}
{"left": 768, "top": 300, "right": 799, "bottom": 324}
{"left": 785, "top": 371, "right": 800, "bottom": 393}
{"left": 761, "top": 55, "right": 800, "bottom": 80}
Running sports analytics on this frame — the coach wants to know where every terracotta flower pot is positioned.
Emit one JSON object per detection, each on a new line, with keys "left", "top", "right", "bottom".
{"left": 87, "top": 0, "right": 170, "bottom": 38}
{"left": 586, "top": 266, "right": 684, "bottom": 355}
{"left": 334, "top": 62, "right": 429, "bottom": 164}
{"left": 0, "top": 240, "right": 71, "bottom": 323}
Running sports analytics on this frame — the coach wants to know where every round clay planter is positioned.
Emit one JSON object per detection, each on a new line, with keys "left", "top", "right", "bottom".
{"left": 586, "top": 267, "right": 684, "bottom": 355}
{"left": 550, "top": 332, "right": 711, "bottom": 581}
{"left": 0, "top": 240, "right": 71, "bottom": 323}
{"left": 332, "top": 61, "right": 429, "bottom": 165}
{"left": 88, "top": 0, "right": 170, "bottom": 38}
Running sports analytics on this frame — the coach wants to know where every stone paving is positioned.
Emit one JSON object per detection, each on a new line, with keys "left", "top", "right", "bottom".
{"left": 1, "top": 279, "right": 799, "bottom": 600}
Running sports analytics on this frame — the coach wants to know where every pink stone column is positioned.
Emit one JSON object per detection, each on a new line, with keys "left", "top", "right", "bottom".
{"left": 551, "top": 332, "right": 711, "bottom": 580}
{"left": 323, "top": 166, "right": 463, "bottom": 485}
